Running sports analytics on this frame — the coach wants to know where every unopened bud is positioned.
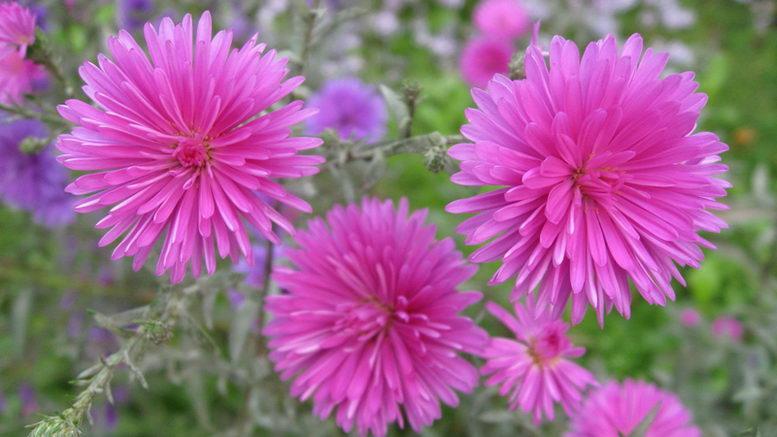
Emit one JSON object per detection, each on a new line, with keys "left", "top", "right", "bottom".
{"left": 509, "top": 52, "right": 525, "bottom": 80}
{"left": 19, "top": 137, "right": 49, "bottom": 154}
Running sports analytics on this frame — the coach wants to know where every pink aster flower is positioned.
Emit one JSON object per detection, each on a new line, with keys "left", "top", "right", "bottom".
{"left": 56, "top": 12, "right": 323, "bottom": 283}
{"left": 567, "top": 379, "right": 701, "bottom": 437}
{"left": 473, "top": 0, "right": 530, "bottom": 41}
{"left": 447, "top": 33, "right": 729, "bottom": 325}
{"left": 0, "top": 1, "right": 36, "bottom": 53}
{"left": 679, "top": 308, "right": 701, "bottom": 327}
{"left": 481, "top": 300, "right": 596, "bottom": 423}
{"left": 711, "top": 315, "right": 743, "bottom": 342}
{"left": 460, "top": 36, "right": 513, "bottom": 87}
{"left": 0, "top": 47, "right": 45, "bottom": 104}
{"left": 265, "top": 197, "right": 488, "bottom": 437}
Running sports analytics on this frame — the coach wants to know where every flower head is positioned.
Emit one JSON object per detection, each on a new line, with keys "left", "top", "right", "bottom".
{"left": 711, "top": 315, "right": 743, "bottom": 342}
{"left": 481, "top": 300, "right": 596, "bottom": 423}
{"left": 19, "top": 383, "right": 38, "bottom": 417}
{"left": 459, "top": 36, "right": 513, "bottom": 87}
{"left": 473, "top": 0, "right": 530, "bottom": 40}
{"left": 566, "top": 379, "right": 700, "bottom": 437}
{"left": 447, "top": 33, "right": 729, "bottom": 325}
{"left": 0, "top": 1, "right": 36, "bottom": 52}
{"left": 0, "top": 46, "right": 45, "bottom": 104}
{"left": 0, "top": 117, "right": 74, "bottom": 227}
{"left": 679, "top": 308, "right": 701, "bottom": 327}
{"left": 56, "top": 12, "right": 323, "bottom": 283}
{"left": 265, "top": 197, "right": 488, "bottom": 436}
{"left": 306, "top": 77, "right": 387, "bottom": 143}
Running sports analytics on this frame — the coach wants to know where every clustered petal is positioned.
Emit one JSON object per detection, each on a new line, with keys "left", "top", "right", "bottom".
{"left": 0, "top": 1, "right": 43, "bottom": 104}
{"left": 0, "top": 1, "right": 36, "bottom": 51}
{"left": 265, "top": 197, "right": 488, "bottom": 437}
{"left": 566, "top": 379, "right": 700, "bottom": 437}
{"left": 448, "top": 33, "right": 729, "bottom": 324}
{"left": 56, "top": 12, "right": 324, "bottom": 283}
{"left": 481, "top": 300, "right": 596, "bottom": 423}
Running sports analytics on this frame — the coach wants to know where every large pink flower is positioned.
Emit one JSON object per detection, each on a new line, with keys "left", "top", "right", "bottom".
{"left": 0, "top": 1, "right": 36, "bottom": 53}
{"left": 566, "top": 379, "right": 701, "bottom": 437}
{"left": 57, "top": 12, "right": 323, "bottom": 283}
{"left": 481, "top": 300, "right": 596, "bottom": 423}
{"left": 447, "top": 33, "right": 729, "bottom": 324}
{"left": 265, "top": 198, "right": 488, "bottom": 437}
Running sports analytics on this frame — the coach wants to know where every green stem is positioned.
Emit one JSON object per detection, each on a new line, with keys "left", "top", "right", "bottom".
{"left": 298, "top": 0, "right": 321, "bottom": 76}
{"left": 28, "top": 284, "right": 197, "bottom": 436}
{"left": 0, "top": 103, "right": 68, "bottom": 129}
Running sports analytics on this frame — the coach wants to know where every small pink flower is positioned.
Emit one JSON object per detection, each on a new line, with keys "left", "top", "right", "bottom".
{"left": 481, "top": 300, "right": 596, "bottom": 423}
{"left": 0, "top": 47, "right": 45, "bottom": 104}
{"left": 567, "top": 379, "right": 700, "bottom": 437}
{"left": 0, "top": 1, "right": 36, "bottom": 53}
{"left": 56, "top": 12, "right": 323, "bottom": 283}
{"left": 473, "top": 0, "right": 530, "bottom": 40}
{"left": 679, "top": 308, "right": 701, "bottom": 327}
{"left": 460, "top": 36, "right": 513, "bottom": 87}
{"left": 265, "top": 198, "right": 488, "bottom": 436}
{"left": 712, "top": 316, "right": 743, "bottom": 342}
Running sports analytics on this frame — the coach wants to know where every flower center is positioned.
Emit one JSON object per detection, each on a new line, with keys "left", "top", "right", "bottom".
{"left": 527, "top": 321, "right": 569, "bottom": 365}
{"left": 334, "top": 295, "right": 412, "bottom": 341}
{"left": 173, "top": 137, "right": 209, "bottom": 168}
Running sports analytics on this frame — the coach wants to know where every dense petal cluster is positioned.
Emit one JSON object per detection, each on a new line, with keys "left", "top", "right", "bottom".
{"left": 306, "top": 77, "right": 387, "bottom": 143}
{"left": 0, "top": 1, "right": 36, "bottom": 51}
{"left": 473, "top": 0, "right": 530, "bottom": 40}
{"left": 0, "top": 117, "right": 74, "bottom": 227}
{"left": 56, "top": 12, "right": 323, "bottom": 283}
{"left": 265, "top": 198, "right": 488, "bottom": 437}
{"left": 459, "top": 36, "right": 513, "bottom": 87}
{"left": 481, "top": 300, "right": 595, "bottom": 423}
{"left": 448, "top": 33, "right": 729, "bottom": 324}
{"left": 566, "top": 379, "right": 700, "bottom": 437}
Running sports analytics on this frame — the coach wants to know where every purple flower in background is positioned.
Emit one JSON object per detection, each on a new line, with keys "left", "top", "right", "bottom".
{"left": 0, "top": 118, "right": 74, "bottom": 228}
{"left": 459, "top": 37, "right": 512, "bottom": 87}
{"left": 22, "top": 1, "right": 48, "bottom": 31}
{"left": 86, "top": 327, "right": 119, "bottom": 359}
{"left": 92, "top": 385, "right": 129, "bottom": 430}
{"left": 233, "top": 244, "right": 269, "bottom": 288}
{"left": 117, "top": 0, "right": 154, "bottom": 31}
{"left": 680, "top": 308, "right": 702, "bottom": 327}
{"left": 227, "top": 0, "right": 253, "bottom": 42}
{"left": 67, "top": 312, "right": 83, "bottom": 338}
{"left": 19, "top": 383, "right": 38, "bottom": 417}
{"left": 712, "top": 316, "right": 743, "bottom": 342}
{"left": 0, "top": 390, "right": 6, "bottom": 413}
{"left": 306, "top": 78, "right": 387, "bottom": 143}
{"left": 226, "top": 289, "right": 246, "bottom": 309}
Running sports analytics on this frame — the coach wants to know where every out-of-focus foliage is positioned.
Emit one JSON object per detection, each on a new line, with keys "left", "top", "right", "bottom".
{"left": 1, "top": 0, "right": 777, "bottom": 436}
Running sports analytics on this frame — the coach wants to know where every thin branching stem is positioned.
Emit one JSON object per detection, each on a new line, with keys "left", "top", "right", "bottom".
{"left": 28, "top": 284, "right": 197, "bottom": 436}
